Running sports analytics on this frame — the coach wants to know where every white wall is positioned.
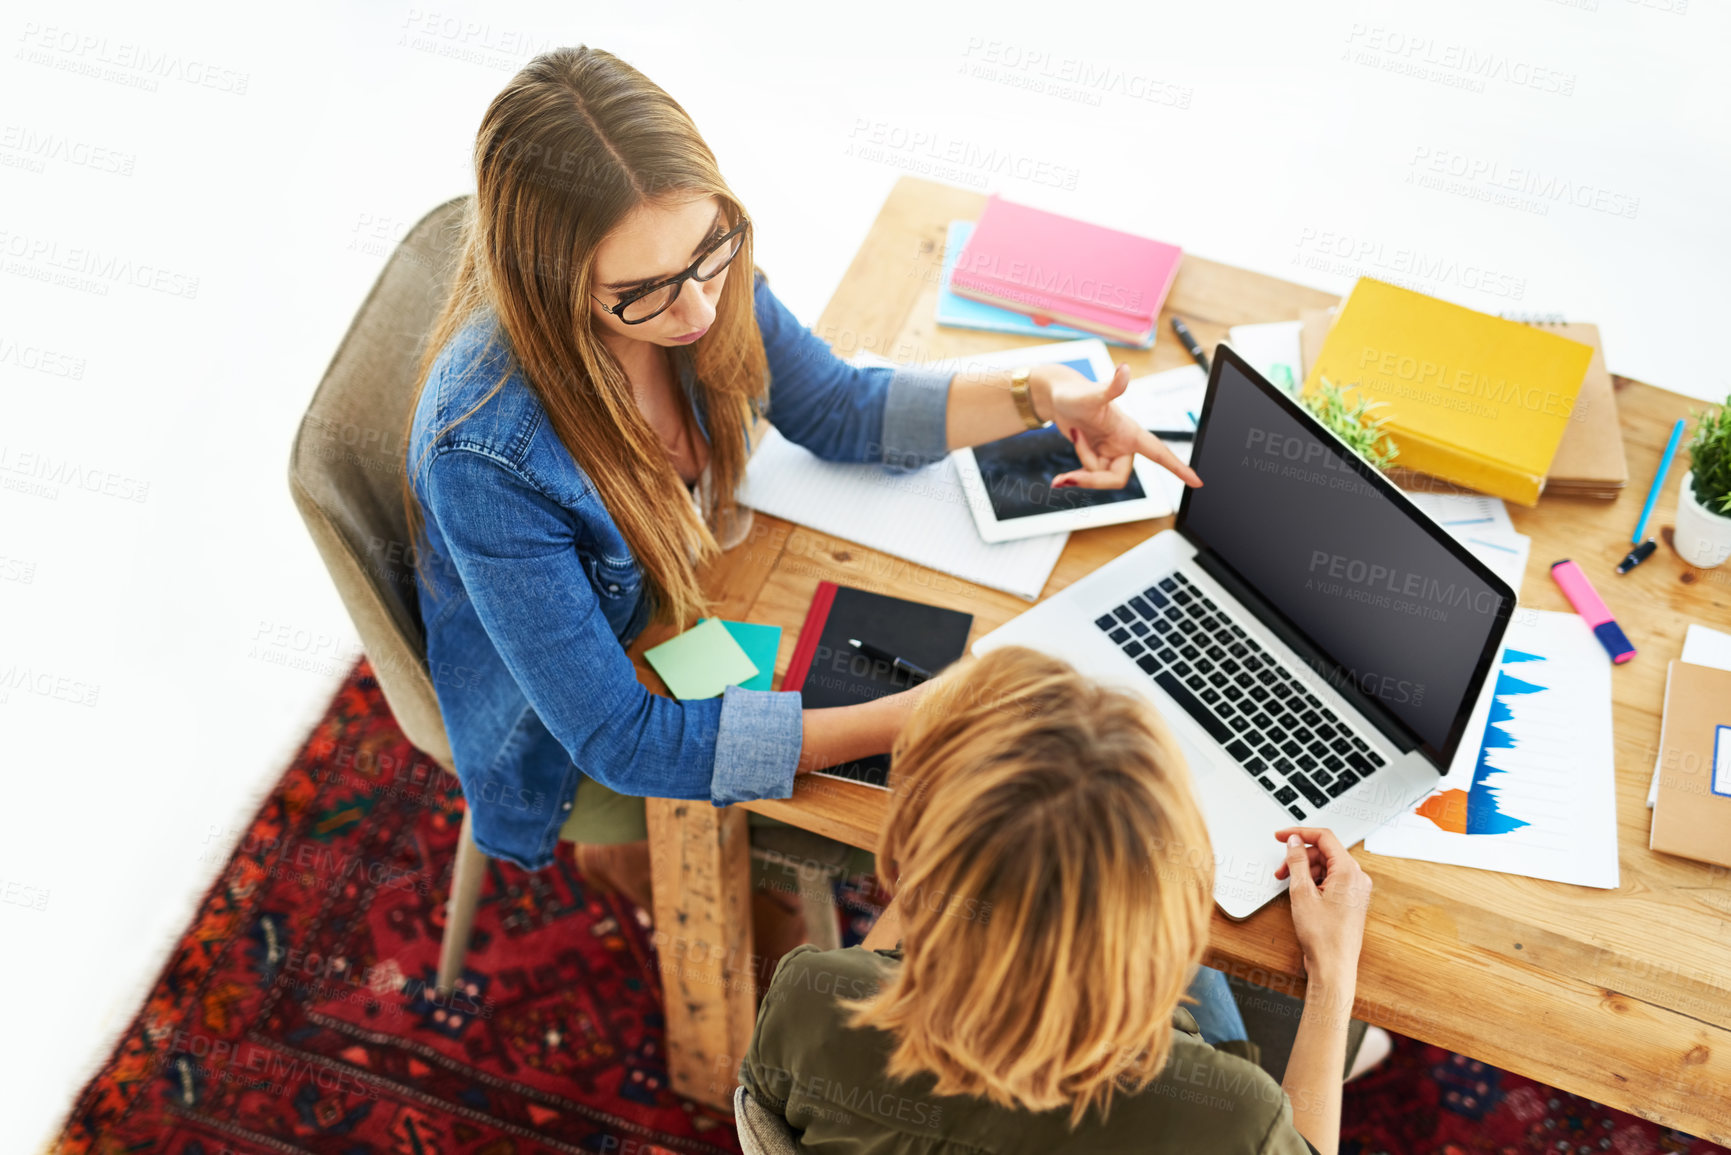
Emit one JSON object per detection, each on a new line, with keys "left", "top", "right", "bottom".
{"left": 1, "top": 0, "right": 1723, "bottom": 1148}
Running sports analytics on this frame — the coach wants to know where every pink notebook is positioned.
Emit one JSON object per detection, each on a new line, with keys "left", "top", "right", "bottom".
{"left": 949, "top": 195, "right": 1182, "bottom": 346}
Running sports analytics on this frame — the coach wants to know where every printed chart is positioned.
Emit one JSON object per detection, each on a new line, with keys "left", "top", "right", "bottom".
{"left": 1366, "top": 610, "right": 1619, "bottom": 889}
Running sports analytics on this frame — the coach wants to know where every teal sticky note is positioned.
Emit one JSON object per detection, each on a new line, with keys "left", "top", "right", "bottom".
{"left": 703, "top": 618, "right": 782, "bottom": 692}
{"left": 644, "top": 617, "right": 759, "bottom": 700}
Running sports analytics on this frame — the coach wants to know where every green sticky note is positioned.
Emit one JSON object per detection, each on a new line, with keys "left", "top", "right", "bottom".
{"left": 702, "top": 618, "right": 782, "bottom": 692}
{"left": 644, "top": 617, "right": 760, "bottom": 700}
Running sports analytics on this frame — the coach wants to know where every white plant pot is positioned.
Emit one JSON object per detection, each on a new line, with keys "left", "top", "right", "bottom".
{"left": 1674, "top": 470, "right": 1731, "bottom": 569}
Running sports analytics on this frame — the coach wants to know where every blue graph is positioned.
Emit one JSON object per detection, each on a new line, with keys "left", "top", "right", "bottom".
{"left": 1416, "top": 646, "right": 1542, "bottom": 835}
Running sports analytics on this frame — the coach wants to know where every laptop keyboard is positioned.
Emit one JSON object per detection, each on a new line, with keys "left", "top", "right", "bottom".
{"left": 1093, "top": 571, "right": 1387, "bottom": 822}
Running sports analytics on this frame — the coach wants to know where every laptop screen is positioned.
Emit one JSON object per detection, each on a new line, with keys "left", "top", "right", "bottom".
{"left": 1176, "top": 352, "right": 1512, "bottom": 762}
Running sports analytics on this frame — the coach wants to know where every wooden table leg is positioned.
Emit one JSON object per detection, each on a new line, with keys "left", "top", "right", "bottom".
{"left": 645, "top": 797, "right": 756, "bottom": 1111}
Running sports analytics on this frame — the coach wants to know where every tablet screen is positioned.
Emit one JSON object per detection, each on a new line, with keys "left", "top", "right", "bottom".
{"left": 971, "top": 355, "right": 1145, "bottom": 521}
{"left": 973, "top": 426, "right": 1146, "bottom": 520}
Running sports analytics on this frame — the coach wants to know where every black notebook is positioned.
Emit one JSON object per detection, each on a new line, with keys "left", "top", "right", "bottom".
{"left": 783, "top": 581, "right": 974, "bottom": 788}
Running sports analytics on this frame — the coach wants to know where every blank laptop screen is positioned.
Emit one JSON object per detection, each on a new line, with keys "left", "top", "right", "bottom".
{"left": 1178, "top": 357, "right": 1508, "bottom": 755}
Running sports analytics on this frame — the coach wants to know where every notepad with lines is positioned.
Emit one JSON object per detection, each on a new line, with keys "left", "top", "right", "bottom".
{"left": 738, "top": 351, "right": 1071, "bottom": 600}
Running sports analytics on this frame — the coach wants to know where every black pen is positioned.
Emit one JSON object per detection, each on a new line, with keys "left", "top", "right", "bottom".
{"left": 848, "top": 638, "right": 931, "bottom": 682}
{"left": 1146, "top": 428, "right": 1195, "bottom": 442}
{"left": 1170, "top": 315, "right": 1210, "bottom": 374}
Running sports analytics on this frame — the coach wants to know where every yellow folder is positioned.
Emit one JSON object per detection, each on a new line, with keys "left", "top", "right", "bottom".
{"left": 1301, "top": 278, "right": 1593, "bottom": 505}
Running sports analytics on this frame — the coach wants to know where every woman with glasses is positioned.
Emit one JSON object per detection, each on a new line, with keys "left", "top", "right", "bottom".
{"left": 401, "top": 45, "right": 1201, "bottom": 956}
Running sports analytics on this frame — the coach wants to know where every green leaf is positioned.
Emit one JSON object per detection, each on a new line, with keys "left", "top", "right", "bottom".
{"left": 1687, "top": 398, "right": 1731, "bottom": 514}
{"left": 1301, "top": 377, "right": 1400, "bottom": 471}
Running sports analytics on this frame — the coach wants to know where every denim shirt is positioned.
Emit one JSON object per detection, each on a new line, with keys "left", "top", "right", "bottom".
{"left": 406, "top": 272, "right": 953, "bottom": 870}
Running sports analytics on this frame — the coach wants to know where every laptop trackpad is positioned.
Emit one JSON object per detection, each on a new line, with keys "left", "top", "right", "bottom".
{"left": 1175, "top": 735, "right": 1290, "bottom": 917}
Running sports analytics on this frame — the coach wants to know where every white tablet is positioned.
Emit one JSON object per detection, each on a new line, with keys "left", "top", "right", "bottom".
{"left": 944, "top": 340, "right": 1180, "bottom": 543}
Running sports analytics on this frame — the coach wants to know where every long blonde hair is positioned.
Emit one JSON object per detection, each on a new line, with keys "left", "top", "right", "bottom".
{"left": 402, "top": 45, "right": 767, "bottom": 627}
{"left": 843, "top": 646, "right": 1216, "bottom": 1126}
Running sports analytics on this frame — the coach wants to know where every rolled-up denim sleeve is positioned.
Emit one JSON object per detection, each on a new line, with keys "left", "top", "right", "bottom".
{"left": 711, "top": 684, "right": 804, "bottom": 805}
{"left": 880, "top": 363, "right": 953, "bottom": 470}
{"left": 424, "top": 447, "right": 803, "bottom": 809}
{"left": 754, "top": 272, "right": 952, "bottom": 469}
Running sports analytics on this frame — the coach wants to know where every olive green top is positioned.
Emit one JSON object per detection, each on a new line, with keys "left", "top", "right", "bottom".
{"left": 740, "top": 945, "right": 1321, "bottom": 1155}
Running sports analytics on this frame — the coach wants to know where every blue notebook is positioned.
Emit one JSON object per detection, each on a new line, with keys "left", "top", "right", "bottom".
{"left": 936, "top": 221, "right": 1091, "bottom": 342}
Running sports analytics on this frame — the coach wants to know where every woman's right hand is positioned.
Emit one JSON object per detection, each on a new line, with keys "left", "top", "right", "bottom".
{"left": 1273, "top": 827, "right": 1373, "bottom": 985}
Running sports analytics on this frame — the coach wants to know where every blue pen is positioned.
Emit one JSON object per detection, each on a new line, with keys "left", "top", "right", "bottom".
{"left": 1619, "top": 418, "right": 1685, "bottom": 573}
{"left": 1186, "top": 410, "right": 1199, "bottom": 429}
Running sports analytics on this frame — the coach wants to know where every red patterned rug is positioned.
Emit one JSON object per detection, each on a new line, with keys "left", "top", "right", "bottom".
{"left": 54, "top": 660, "right": 741, "bottom": 1155}
{"left": 52, "top": 660, "right": 1728, "bottom": 1155}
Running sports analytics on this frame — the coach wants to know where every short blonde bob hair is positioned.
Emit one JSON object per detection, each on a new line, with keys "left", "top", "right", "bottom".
{"left": 842, "top": 645, "right": 1215, "bottom": 1126}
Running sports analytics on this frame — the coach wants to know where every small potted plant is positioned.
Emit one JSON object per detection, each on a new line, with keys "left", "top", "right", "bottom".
{"left": 1304, "top": 377, "right": 1400, "bottom": 470}
{"left": 1676, "top": 399, "right": 1731, "bottom": 569}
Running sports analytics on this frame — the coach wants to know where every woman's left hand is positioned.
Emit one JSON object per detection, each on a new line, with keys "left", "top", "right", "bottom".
{"left": 1035, "top": 362, "right": 1203, "bottom": 491}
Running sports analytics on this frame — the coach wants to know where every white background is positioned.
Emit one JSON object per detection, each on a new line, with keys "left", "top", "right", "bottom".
{"left": 2, "top": 0, "right": 1726, "bottom": 1148}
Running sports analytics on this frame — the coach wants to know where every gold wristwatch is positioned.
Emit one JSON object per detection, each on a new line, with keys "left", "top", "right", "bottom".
{"left": 1009, "top": 366, "right": 1045, "bottom": 429}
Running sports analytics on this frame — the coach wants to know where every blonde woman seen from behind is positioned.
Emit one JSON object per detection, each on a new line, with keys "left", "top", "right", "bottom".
{"left": 741, "top": 646, "right": 1374, "bottom": 1155}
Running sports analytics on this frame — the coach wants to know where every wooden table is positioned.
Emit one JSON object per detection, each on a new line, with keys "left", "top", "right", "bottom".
{"left": 640, "top": 176, "right": 1731, "bottom": 1139}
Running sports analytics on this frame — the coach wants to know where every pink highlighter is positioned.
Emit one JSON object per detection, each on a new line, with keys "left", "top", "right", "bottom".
{"left": 1550, "top": 559, "right": 1636, "bottom": 663}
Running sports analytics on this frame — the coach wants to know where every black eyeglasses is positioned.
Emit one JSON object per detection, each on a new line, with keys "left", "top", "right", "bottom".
{"left": 592, "top": 218, "right": 750, "bottom": 324}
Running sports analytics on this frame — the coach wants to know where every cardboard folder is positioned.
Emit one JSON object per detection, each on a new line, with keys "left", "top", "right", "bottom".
{"left": 1650, "top": 660, "right": 1731, "bottom": 869}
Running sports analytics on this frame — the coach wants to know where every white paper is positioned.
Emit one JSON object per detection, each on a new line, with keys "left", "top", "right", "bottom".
{"left": 1119, "top": 364, "right": 1206, "bottom": 431}
{"left": 1454, "top": 528, "right": 1532, "bottom": 594}
{"left": 738, "top": 346, "right": 1105, "bottom": 601}
{"left": 1646, "top": 623, "right": 1731, "bottom": 806}
{"left": 1365, "top": 610, "right": 1620, "bottom": 889}
{"left": 1225, "top": 321, "right": 1305, "bottom": 395}
{"left": 1402, "top": 490, "right": 1515, "bottom": 536}
{"left": 739, "top": 430, "right": 1067, "bottom": 600}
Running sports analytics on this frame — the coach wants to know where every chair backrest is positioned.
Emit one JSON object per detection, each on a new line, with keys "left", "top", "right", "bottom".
{"left": 288, "top": 196, "right": 469, "bottom": 771}
{"left": 733, "top": 1084, "right": 801, "bottom": 1155}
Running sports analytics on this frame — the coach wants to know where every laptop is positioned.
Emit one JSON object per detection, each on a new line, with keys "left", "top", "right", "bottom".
{"left": 973, "top": 343, "right": 1517, "bottom": 918}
